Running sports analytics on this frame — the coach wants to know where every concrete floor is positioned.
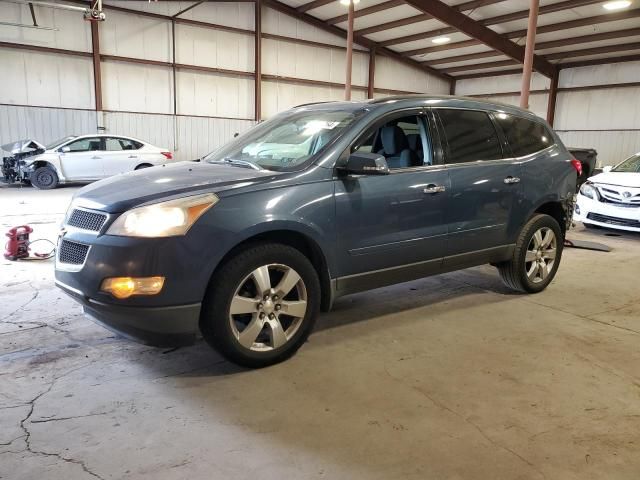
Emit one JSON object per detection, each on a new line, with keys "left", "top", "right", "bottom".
{"left": 1, "top": 184, "right": 640, "bottom": 480}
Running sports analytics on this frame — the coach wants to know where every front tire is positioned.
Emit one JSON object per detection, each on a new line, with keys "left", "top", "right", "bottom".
{"left": 498, "top": 214, "right": 563, "bottom": 293}
{"left": 200, "top": 243, "right": 321, "bottom": 368}
{"left": 31, "top": 166, "right": 58, "bottom": 189}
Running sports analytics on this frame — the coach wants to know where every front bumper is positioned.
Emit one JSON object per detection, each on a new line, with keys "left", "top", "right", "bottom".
{"left": 574, "top": 194, "right": 640, "bottom": 232}
{"left": 56, "top": 279, "right": 201, "bottom": 346}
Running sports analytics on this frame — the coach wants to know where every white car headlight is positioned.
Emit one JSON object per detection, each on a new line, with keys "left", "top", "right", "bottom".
{"left": 579, "top": 183, "right": 599, "bottom": 201}
{"left": 107, "top": 193, "right": 219, "bottom": 237}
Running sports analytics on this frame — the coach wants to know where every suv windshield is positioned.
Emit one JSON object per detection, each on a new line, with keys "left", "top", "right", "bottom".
{"left": 205, "top": 108, "right": 364, "bottom": 171}
{"left": 46, "top": 136, "right": 76, "bottom": 150}
{"left": 612, "top": 154, "right": 640, "bottom": 173}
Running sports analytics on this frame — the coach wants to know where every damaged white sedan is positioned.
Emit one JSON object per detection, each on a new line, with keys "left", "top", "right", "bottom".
{"left": 574, "top": 152, "right": 640, "bottom": 232}
{"left": 1, "top": 135, "right": 173, "bottom": 189}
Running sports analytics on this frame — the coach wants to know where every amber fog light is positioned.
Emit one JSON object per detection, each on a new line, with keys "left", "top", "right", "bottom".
{"left": 101, "top": 276, "right": 165, "bottom": 299}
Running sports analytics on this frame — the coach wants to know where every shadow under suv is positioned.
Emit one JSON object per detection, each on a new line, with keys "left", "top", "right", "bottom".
{"left": 55, "top": 96, "right": 579, "bottom": 367}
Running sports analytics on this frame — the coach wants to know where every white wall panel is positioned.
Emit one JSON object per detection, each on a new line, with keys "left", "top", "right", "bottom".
{"left": 456, "top": 72, "right": 550, "bottom": 96}
{"left": 261, "top": 80, "right": 366, "bottom": 118}
{"left": 375, "top": 56, "right": 450, "bottom": 94}
{"left": 177, "top": 70, "right": 254, "bottom": 119}
{"left": 101, "top": 61, "right": 173, "bottom": 114}
{"left": 262, "top": 38, "right": 368, "bottom": 86}
{"left": 557, "top": 131, "right": 640, "bottom": 167}
{"left": 555, "top": 87, "right": 640, "bottom": 131}
{"left": 0, "top": 48, "right": 94, "bottom": 109}
{"left": 99, "top": 10, "right": 171, "bottom": 63}
{"left": 0, "top": 105, "right": 97, "bottom": 149}
{"left": 559, "top": 61, "right": 640, "bottom": 88}
{"left": 179, "top": 2, "right": 254, "bottom": 30}
{"left": 175, "top": 24, "right": 254, "bottom": 72}
{"left": 0, "top": 2, "right": 91, "bottom": 52}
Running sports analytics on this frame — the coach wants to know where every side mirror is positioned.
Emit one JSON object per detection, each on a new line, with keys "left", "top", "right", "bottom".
{"left": 342, "top": 152, "right": 389, "bottom": 175}
{"left": 60, "top": 146, "right": 70, "bottom": 153}
{"left": 602, "top": 165, "right": 612, "bottom": 173}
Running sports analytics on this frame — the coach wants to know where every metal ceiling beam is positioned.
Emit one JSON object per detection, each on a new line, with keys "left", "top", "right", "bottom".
{"left": 381, "top": 0, "right": 602, "bottom": 47}
{"left": 262, "top": 0, "right": 452, "bottom": 82}
{"left": 326, "top": 0, "right": 404, "bottom": 25}
{"left": 409, "top": 8, "right": 640, "bottom": 58}
{"left": 355, "top": 0, "right": 507, "bottom": 36}
{"left": 546, "top": 41, "right": 640, "bottom": 61}
{"left": 172, "top": 1, "right": 204, "bottom": 18}
{"left": 425, "top": 27, "right": 640, "bottom": 66}
{"left": 403, "top": 0, "right": 556, "bottom": 77}
{"left": 441, "top": 59, "right": 519, "bottom": 74}
{"left": 454, "top": 68, "right": 523, "bottom": 80}
{"left": 558, "top": 53, "right": 640, "bottom": 69}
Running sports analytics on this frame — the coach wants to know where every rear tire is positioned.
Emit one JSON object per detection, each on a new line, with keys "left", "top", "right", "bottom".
{"left": 200, "top": 243, "right": 321, "bottom": 368}
{"left": 498, "top": 214, "right": 563, "bottom": 293}
{"left": 31, "top": 166, "right": 58, "bottom": 190}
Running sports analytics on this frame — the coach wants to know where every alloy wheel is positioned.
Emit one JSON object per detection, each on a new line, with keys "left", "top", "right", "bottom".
{"left": 525, "top": 227, "right": 557, "bottom": 284}
{"left": 228, "top": 264, "right": 307, "bottom": 352}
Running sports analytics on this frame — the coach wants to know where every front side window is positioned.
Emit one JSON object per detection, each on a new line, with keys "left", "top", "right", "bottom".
{"left": 106, "top": 138, "right": 142, "bottom": 151}
{"left": 352, "top": 114, "right": 431, "bottom": 169}
{"left": 65, "top": 138, "right": 102, "bottom": 152}
{"left": 437, "top": 109, "right": 503, "bottom": 164}
{"left": 612, "top": 154, "right": 640, "bottom": 173}
{"left": 205, "top": 109, "right": 364, "bottom": 171}
{"left": 495, "top": 114, "right": 552, "bottom": 157}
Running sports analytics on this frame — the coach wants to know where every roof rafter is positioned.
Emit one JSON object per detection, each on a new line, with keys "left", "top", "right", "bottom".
{"left": 262, "top": 0, "right": 452, "bottom": 82}
{"left": 380, "top": 0, "right": 602, "bottom": 47}
{"left": 402, "top": 0, "right": 556, "bottom": 77}
{"left": 355, "top": 0, "right": 507, "bottom": 36}
{"left": 326, "top": 0, "right": 405, "bottom": 25}
{"left": 405, "top": 7, "right": 640, "bottom": 57}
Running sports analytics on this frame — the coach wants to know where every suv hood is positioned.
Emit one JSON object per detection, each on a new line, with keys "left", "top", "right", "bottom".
{"left": 74, "top": 161, "right": 279, "bottom": 213}
{"left": 590, "top": 171, "right": 640, "bottom": 188}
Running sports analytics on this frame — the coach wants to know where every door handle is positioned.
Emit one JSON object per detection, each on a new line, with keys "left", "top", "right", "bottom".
{"left": 128, "top": 155, "right": 138, "bottom": 159}
{"left": 423, "top": 184, "right": 446, "bottom": 194}
{"left": 91, "top": 156, "right": 102, "bottom": 159}
{"left": 503, "top": 176, "right": 521, "bottom": 184}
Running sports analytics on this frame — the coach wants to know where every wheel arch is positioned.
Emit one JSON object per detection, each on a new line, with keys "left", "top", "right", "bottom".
{"left": 532, "top": 200, "right": 568, "bottom": 236}
{"left": 210, "top": 228, "right": 334, "bottom": 312}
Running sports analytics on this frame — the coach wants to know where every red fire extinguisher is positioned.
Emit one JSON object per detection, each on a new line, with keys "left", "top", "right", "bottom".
{"left": 4, "top": 225, "right": 33, "bottom": 260}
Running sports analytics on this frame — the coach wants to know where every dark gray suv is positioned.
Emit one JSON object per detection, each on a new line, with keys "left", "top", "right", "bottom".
{"left": 55, "top": 96, "right": 579, "bottom": 367}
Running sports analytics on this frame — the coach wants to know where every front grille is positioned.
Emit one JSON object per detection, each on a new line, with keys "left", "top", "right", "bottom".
{"left": 587, "top": 213, "right": 640, "bottom": 228}
{"left": 58, "top": 240, "right": 89, "bottom": 265}
{"left": 67, "top": 209, "right": 107, "bottom": 232}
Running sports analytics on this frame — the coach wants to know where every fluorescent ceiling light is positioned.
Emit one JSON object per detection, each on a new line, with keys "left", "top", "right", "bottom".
{"left": 432, "top": 36, "right": 451, "bottom": 45}
{"left": 339, "top": 0, "right": 360, "bottom": 5}
{"left": 602, "top": 1, "right": 632, "bottom": 10}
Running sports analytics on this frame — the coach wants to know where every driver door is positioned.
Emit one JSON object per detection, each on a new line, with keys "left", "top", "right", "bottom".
{"left": 58, "top": 137, "right": 104, "bottom": 180}
{"left": 334, "top": 109, "right": 450, "bottom": 293}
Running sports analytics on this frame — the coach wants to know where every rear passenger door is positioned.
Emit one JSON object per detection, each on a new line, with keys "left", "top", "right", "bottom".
{"left": 102, "top": 137, "right": 143, "bottom": 177}
{"left": 434, "top": 108, "right": 524, "bottom": 263}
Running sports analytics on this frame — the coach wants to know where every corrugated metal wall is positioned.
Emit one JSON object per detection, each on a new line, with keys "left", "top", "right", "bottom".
{"left": 1, "top": 1, "right": 449, "bottom": 162}
{"left": 456, "top": 65, "right": 640, "bottom": 166}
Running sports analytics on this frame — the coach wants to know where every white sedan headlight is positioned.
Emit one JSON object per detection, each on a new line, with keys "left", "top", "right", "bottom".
{"left": 107, "top": 193, "right": 219, "bottom": 237}
{"left": 579, "top": 183, "right": 599, "bottom": 201}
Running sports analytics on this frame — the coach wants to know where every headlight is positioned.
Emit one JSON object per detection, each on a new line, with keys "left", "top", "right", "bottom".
{"left": 579, "top": 183, "right": 599, "bottom": 201}
{"left": 106, "top": 193, "right": 219, "bottom": 237}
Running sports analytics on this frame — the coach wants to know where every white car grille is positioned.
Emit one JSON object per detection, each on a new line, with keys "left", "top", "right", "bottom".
{"left": 595, "top": 184, "right": 640, "bottom": 208}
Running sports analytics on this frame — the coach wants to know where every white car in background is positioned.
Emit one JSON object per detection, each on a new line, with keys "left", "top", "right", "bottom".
{"left": 574, "top": 152, "right": 640, "bottom": 232}
{"left": 24, "top": 134, "right": 173, "bottom": 189}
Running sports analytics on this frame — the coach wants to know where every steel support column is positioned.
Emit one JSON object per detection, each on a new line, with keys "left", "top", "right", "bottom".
{"left": 547, "top": 71, "right": 559, "bottom": 126}
{"left": 345, "top": 0, "right": 354, "bottom": 101}
{"left": 367, "top": 47, "right": 375, "bottom": 99}
{"left": 90, "top": 21, "right": 102, "bottom": 111}
{"left": 255, "top": 0, "right": 262, "bottom": 121}
{"left": 520, "top": 0, "right": 540, "bottom": 109}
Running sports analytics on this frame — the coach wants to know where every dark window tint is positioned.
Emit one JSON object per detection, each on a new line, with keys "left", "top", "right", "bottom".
{"left": 105, "top": 137, "right": 143, "bottom": 151}
{"left": 438, "top": 109, "right": 502, "bottom": 164}
{"left": 495, "top": 114, "right": 552, "bottom": 156}
{"left": 66, "top": 138, "right": 102, "bottom": 152}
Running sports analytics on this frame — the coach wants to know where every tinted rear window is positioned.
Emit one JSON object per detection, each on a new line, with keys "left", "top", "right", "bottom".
{"left": 437, "top": 109, "right": 503, "bottom": 164}
{"left": 495, "top": 114, "right": 552, "bottom": 157}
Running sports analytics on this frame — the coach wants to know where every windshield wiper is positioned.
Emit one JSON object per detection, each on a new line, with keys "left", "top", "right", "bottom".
{"left": 210, "top": 157, "right": 262, "bottom": 170}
